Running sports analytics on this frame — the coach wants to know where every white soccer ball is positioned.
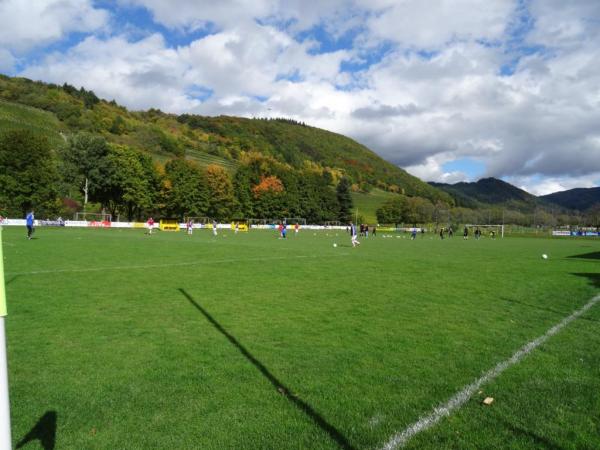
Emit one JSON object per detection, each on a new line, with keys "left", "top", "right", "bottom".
{"left": 542, "top": 254, "right": 548, "bottom": 259}
{"left": 333, "top": 243, "right": 337, "bottom": 248}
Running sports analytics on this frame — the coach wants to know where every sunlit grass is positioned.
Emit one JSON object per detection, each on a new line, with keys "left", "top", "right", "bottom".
{"left": 3, "top": 227, "right": 599, "bottom": 449}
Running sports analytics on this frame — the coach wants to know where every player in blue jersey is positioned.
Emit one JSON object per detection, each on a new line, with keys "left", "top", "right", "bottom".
{"left": 26, "top": 210, "right": 35, "bottom": 239}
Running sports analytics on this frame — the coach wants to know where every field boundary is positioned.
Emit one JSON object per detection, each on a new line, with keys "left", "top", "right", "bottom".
{"left": 382, "top": 293, "right": 600, "bottom": 450}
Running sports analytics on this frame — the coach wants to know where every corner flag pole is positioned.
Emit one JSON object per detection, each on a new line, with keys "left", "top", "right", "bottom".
{"left": 0, "top": 226, "right": 12, "bottom": 449}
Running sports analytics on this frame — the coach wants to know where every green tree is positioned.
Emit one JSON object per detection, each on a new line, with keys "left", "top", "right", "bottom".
{"left": 98, "top": 146, "right": 154, "bottom": 220}
{"left": 336, "top": 177, "right": 353, "bottom": 223}
{"left": 297, "top": 171, "right": 338, "bottom": 223}
{"left": 0, "top": 129, "right": 59, "bottom": 216}
{"left": 232, "top": 165, "right": 256, "bottom": 218}
{"left": 376, "top": 195, "right": 409, "bottom": 224}
{"left": 109, "top": 116, "right": 127, "bottom": 135}
{"left": 163, "top": 159, "right": 209, "bottom": 220}
{"left": 62, "top": 132, "right": 112, "bottom": 206}
{"left": 406, "top": 196, "right": 434, "bottom": 225}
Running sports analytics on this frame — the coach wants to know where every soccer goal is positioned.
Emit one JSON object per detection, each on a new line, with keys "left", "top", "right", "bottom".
{"left": 465, "top": 224, "right": 504, "bottom": 238}
{"left": 284, "top": 217, "right": 306, "bottom": 226}
{"left": 74, "top": 212, "right": 112, "bottom": 222}
{"left": 249, "top": 218, "right": 274, "bottom": 226}
{"left": 184, "top": 216, "right": 212, "bottom": 226}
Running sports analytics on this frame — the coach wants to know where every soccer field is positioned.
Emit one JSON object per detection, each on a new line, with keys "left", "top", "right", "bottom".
{"left": 3, "top": 226, "right": 600, "bottom": 449}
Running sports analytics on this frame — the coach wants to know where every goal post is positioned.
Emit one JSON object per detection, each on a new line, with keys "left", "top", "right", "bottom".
{"left": 184, "top": 216, "right": 211, "bottom": 225}
{"left": 465, "top": 224, "right": 504, "bottom": 238}
{"left": 324, "top": 220, "right": 341, "bottom": 227}
{"left": 74, "top": 212, "right": 112, "bottom": 222}
{"left": 248, "top": 218, "right": 277, "bottom": 226}
{"left": 283, "top": 217, "right": 306, "bottom": 226}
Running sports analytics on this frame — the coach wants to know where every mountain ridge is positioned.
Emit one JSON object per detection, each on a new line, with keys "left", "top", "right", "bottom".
{"left": 431, "top": 177, "right": 600, "bottom": 212}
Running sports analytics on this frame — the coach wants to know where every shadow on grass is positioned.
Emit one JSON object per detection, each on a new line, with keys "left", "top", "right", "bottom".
{"left": 17, "top": 410, "right": 56, "bottom": 450}
{"left": 499, "top": 297, "right": 569, "bottom": 318}
{"left": 502, "top": 420, "right": 565, "bottom": 450}
{"left": 571, "top": 273, "right": 600, "bottom": 289}
{"left": 500, "top": 291, "right": 600, "bottom": 324}
{"left": 5, "top": 275, "right": 19, "bottom": 286}
{"left": 179, "top": 288, "right": 355, "bottom": 450}
{"left": 567, "top": 251, "right": 600, "bottom": 260}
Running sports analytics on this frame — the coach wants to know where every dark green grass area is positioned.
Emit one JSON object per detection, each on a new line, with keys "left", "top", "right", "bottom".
{"left": 2, "top": 227, "right": 599, "bottom": 449}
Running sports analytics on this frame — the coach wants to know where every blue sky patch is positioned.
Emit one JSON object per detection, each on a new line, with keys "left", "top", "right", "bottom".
{"left": 275, "top": 70, "right": 303, "bottom": 83}
{"left": 296, "top": 23, "right": 360, "bottom": 55}
{"left": 96, "top": 1, "right": 219, "bottom": 47}
{"left": 340, "top": 41, "right": 394, "bottom": 73}
{"left": 443, "top": 158, "right": 486, "bottom": 180}
{"left": 187, "top": 85, "right": 213, "bottom": 102}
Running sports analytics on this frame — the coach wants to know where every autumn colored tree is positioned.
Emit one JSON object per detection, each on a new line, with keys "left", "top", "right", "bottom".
{"left": 205, "top": 164, "right": 235, "bottom": 220}
{"left": 252, "top": 175, "right": 284, "bottom": 196}
{"left": 252, "top": 175, "right": 285, "bottom": 218}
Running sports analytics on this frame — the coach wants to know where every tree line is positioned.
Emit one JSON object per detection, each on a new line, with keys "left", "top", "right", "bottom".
{"left": 0, "top": 129, "right": 355, "bottom": 223}
{"left": 375, "top": 193, "right": 600, "bottom": 228}
{"left": 2, "top": 127, "right": 597, "bottom": 227}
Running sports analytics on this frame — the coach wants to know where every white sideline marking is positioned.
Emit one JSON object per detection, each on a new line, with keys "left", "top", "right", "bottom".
{"left": 6, "top": 253, "right": 350, "bottom": 277}
{"left": 382, "top": 294, "right": 600, "bottom": 450}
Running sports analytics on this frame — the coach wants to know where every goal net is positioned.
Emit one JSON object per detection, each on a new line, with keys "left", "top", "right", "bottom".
{"left": 249, "top": 218, "right": 277, "bottom": 226}
{"left": 74, "top": 212, "right": 112, "bottom": 222}
{"left": 465, "top": 224, "right": 504, "bottom": 238}
{"left": 284, "top": 217, "right": 306, "bottom": 226}
{"left": 324, "top": 220, "right": 341, "bottom": 227}
{"left": 184, "top": 216, "right": 211, "bottom": 225}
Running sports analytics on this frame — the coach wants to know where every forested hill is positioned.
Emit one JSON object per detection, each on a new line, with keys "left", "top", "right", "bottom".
{"left": 430, "top": 177, "right": 542, "bottom": 211}
{"left": 540, "top": 187, "right": 600, "bottom": 212}
{"left": 0, "top": 74, "right": 450, "bottom": 205}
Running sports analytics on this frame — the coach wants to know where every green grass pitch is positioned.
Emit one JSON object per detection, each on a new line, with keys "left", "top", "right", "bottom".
{"left": 2, "top": 226, "right": 599, "bottom": 449}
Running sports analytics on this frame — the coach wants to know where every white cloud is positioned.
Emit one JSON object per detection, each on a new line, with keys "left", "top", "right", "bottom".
{"left": 118, "top": 0, "right": 276, "bottom": 29}
{"left": 22, "top": 34, "right": 199, "bottom": 112}
{"left": 119, "top": 0, "right": 356, "bottom": 32}
{"left": 0, "top": 49, "right": 16, "bottom": 73}
{"left": 364, "top": 0, "right": 515, "bottom": 49}
{"left": 12, "top": 0, "right": 600, "bottom": 193}
{"left": 528, "top": 0, "right": 600, "bottom": 49}
{"left": 404, "top": 156, "right": 471, "bottom": 184}
{"left": 508, "top": 174, "right": 600, "bottom": 196}
{"left": 0, "top": 0, "right": 108, "bottom": 53}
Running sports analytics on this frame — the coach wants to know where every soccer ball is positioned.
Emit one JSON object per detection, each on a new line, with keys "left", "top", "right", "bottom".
{"left": 542, "top": 254, "right": 548, "bottom": 259}
{"left": 333, "top": 243, "right": 337, "bottom": 248}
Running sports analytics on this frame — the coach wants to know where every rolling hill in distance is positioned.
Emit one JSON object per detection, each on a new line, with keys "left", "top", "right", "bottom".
{"left": 540, "top": 187, "right": 600, "bottom": 212}
{"left": 0, "top": 73, "right": 598, "bottom": 222}
{"left": 431, "top": 178, "right": 600, "bottom": 213}
{"left": 0, "top": 74, "right": 449, "bottom": 203}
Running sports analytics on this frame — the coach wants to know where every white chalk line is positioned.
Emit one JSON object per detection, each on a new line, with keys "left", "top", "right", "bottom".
{"left": 382, "top": 293, "right": 600, "bottom": 450}
{"left": 6, "top": 253, "right": 350, "bottom": 277}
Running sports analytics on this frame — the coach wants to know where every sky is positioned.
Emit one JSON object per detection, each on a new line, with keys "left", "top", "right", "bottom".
{"left": 1, "top": 0, "right": 599, "bottom": 196}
